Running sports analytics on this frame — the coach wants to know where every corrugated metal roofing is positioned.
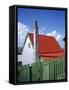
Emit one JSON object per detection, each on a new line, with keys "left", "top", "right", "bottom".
{"left": 29, "top": 33, "right": 64, "bottom": 58}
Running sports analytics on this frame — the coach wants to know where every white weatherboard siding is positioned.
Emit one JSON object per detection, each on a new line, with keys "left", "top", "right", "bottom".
{"left": 22, "top": 35, "right": 35, "bottom": 65}
{"left": 18, "top": 55, "right": 22, "bottom": 62}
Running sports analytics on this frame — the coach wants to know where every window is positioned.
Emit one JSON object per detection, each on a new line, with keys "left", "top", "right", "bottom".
{"left": 28, "top": 43, "right": 31, "bottom": 48}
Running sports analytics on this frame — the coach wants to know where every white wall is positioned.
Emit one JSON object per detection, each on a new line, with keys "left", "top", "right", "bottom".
{"left": 22, "top": 35, "right": 35, "bottom": 65}
{"left": 0, "top": 0, "right": 69, "bottom": 90}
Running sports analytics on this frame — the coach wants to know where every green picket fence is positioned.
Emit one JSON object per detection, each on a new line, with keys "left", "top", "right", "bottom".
{"left": 18, "top": 64, "right": 30, "bottom": 82}
{"left": 17, "top": 57, "right": 65, "bottom": 82}
{"left": 31, "top": 62, "right": 40, "bottom": 81}
{"left": 41, "top": 57, "right": 65, "bottom": 80}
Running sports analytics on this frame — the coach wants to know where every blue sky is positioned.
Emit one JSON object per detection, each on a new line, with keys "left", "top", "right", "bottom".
{"left": 18, "top": 8, "right": 65, "bottom": 48}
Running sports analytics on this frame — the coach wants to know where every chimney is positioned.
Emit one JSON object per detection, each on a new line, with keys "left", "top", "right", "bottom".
{"left": 34, "top": 19, "right": 39, "bottom": 62}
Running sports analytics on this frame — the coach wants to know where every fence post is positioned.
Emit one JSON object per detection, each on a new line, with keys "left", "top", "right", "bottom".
{"left": 40, "top": 59, "right": 43, "bottom": 81}
{"left": 30, "top": 64, "right": 32, "bottom": 81}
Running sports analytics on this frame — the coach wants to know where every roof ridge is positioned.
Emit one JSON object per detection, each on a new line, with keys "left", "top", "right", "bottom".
{"left": 28, "top": 32, "right": 54, "bottom": 38}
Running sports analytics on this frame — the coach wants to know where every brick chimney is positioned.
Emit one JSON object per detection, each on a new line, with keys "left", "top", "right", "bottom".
{"left": 34, "top": 19, "right": 39, "bottom": 62}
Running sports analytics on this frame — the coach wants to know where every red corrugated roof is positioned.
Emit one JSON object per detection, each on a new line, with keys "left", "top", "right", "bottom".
{"left": 28, "top": 33, "right": 64, "bottom": 58}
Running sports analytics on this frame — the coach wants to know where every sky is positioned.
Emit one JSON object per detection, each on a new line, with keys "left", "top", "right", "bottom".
{"left": 17, "top": 7, "right": 65, "bottom": 48}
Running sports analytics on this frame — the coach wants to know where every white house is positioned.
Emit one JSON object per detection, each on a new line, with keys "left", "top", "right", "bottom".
{"left": 18, "top": 20, "right": 64, "bottom": 65}
{"left": 18, "top": 20, "right": 39, "bottom": 65}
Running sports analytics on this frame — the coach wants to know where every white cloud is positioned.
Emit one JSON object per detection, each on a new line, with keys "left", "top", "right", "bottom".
{"left": 46, "top": 30, "right": 64, "bottom": 48}
{"left": 39, "top": 27, "right": 46, "bottom": 35}
{"left": 46, "top": 30, "right": 62, "bottom": 41}
{"left": 18, "top": 22, "right": 29, "bottom": 47}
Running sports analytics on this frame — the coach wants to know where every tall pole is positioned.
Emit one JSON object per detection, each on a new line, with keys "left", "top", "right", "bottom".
{"left": 34, "top": 19, "right": 39, "bottom": 62}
